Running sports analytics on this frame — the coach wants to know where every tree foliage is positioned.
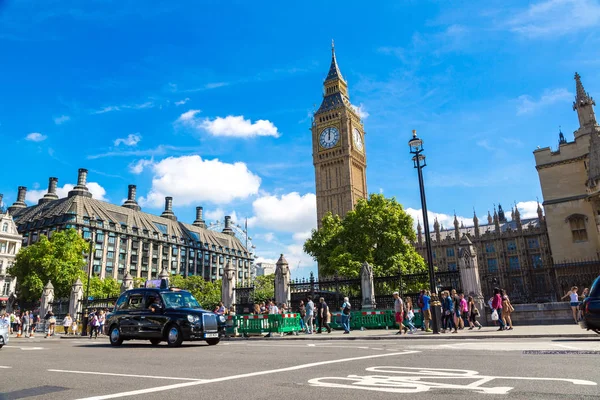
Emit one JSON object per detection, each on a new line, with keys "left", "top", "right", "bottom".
{"left": 251, "top": 274, "right": 275, "bottom": 303}
{"left": 9, "top": 228, "right": 88, "bottom": 302}
{"left": 304, "top": 194, "right": 427, "bottom": 278}
{"left": 85, "top": 276, "right": 121, "bottom": 299}
{"left": 170, "top": 275, "right": 221, "bottom": 311}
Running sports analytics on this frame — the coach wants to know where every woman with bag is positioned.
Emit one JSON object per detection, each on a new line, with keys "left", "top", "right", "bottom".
{"left": 491, "top": 288, "right": 505, "bottom": 331}
{"left": 467, "top": 296, "right": 482, "bottom": 330}
{"left": 501, "top": 289, "right": 514, "bottom": 330}
{"left": 404, "top": 297, "right": 416, "bottom": 334}
{"left": 341, "top": 297, "right": 351, "bottom": 334}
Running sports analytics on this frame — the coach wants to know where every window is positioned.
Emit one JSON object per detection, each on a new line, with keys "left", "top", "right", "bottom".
{"left": 448, "top": 262, "right": 457, "bottom": 271}
{"left": 507, "top": 241, "right": 517, "bottom": 252}
{"left": 487, "top": 258, "right": 498, "bottom": 272}
{"left": 527, "top": 238, "right": 540, "bottom": 249}
{"left": 446, "top": 248, "right": 455, "bottom": 257}
{"left": 2, "top": 223, "right": 8, "bottom": 232}
{"left": 0, "top": 243, "right": 6, "bottom": 253}
{"left": 508, "top": 256, "right": 520, "bottom": 270}
{"left": 567, "top": 214, "right": 588, "bottom": 242}
{"left": 2, "top": 281, "right": 11, "bottom": 296}
{"left": 531, "top": 254, "right": 543, "bottom": 269}
{"left": 124, "top": 293, "right": 144, "bottom": 310}
{"left": 485, "top": 243, "right": 495, "bottom": 253}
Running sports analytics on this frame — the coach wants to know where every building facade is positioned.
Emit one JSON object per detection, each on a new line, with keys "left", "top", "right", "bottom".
{"left": 534, "top": 73, "right": 600, "bottom": 263}
{"left": 255, "top": 262, "right": 275, "bottom": 276}
{"left": 312, "top": 42, "right": 368, "bottom": 227}
{"left": 414, "top": 204, "right": 553, "bottom": 302}
{"left": 8, "top": 169, "right": 254, "bottom": 285}
{"left": 0, "top": 195, "right": 22, "bottom": 309}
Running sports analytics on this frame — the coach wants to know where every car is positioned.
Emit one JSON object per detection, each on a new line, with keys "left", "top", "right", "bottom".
{"left": 105, "top": 282, "right": 227, "bottom": 347}
{"left": 579, "top": 275, "right": 600, "bottom": 335}
{"left": 0, "top": 319, "right": 9, "bottom": 349}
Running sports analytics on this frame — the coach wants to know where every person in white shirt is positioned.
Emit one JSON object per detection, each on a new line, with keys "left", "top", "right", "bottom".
{"left": 268, "top": 300, "right": 279, "bottom": 315}
{"left": 63, "top": 314, "right": 73, "bottom": 335}
{"left": 305, "top": 297, "right": 314, "bottom": 334}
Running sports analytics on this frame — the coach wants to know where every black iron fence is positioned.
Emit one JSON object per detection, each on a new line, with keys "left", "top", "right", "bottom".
{"left": 234, "top": 286, "right": 255, "bottom": 314}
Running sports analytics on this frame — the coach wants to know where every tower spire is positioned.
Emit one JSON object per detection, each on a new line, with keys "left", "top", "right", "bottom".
{"left": 573, "top": 72, "right": 597, "bottom": 132}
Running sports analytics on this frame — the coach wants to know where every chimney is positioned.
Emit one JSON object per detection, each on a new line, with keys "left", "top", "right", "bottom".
{"left": 0, "top": 193, "right": 3, "bottom": 209}
{"left": 68, "top": 168, "right": 92, "bottom": 198}
{"left": 222, "top": 215, "right": 234, "bottom": 236}
{"left": 160, "top": 196, "right": 177, "bottom": 221}
{"left": 8, "top": 186, "right": 27, "bottom": 214}
{"left": 122, "top": 184, "right": 141, "bottom": 211}
{"left": 193, "top": 206, "right": 206, "bottom": 228}
{"left": 39, "top": 177, "right": 59, "bottom": 205}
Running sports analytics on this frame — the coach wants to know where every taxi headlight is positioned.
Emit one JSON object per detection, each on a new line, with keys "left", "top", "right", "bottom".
{"left": 187, "top": 315, "right": 199, "bottom": 323}
{"left": 218, "top": 315, "right": 226, "bottom": 324}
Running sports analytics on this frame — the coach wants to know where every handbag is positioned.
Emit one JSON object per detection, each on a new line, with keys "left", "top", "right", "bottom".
{"left": 491, "top": 309, "right": 499, "bottom": 321}
{"left": 407, "top": 310, "right": 414, "bottom": 320}
{"left": 474, "top": 308, "right": 480, "bottom": 316}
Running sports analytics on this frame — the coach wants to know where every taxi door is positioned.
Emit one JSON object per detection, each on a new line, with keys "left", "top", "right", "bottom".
{"left": 140, "top": 293, "right": 169, "bottom": 339}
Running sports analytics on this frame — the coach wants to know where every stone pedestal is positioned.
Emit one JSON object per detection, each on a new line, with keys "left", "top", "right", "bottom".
{"left": 221, "top": 260, "right": 236, "bottom": 312}
{"left": 39, "top": 280, "right": 54, "bottom": 318}
{"left": 68, "top": 278, "right": 83, "bottom": 320}
{"left": 121, "top": 273, "right": 133, "bottom": 293}
{"left": 361, "top": 262, "right": 376, "bottom": 310}
{"left": 458, "top": 234, "right": 486, "bottom": 325}
{"left": 275, "top": 254, "right": 290, "bottom": 308}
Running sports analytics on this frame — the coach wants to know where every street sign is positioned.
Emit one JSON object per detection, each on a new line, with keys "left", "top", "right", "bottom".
{"left": 88, "top": 296, "right": 94, "bottom": 301}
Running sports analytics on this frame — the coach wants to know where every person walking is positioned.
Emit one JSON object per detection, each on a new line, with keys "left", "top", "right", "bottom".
{"left": 45, "top": 311, "right": 56, "bottom": 337}
{"left": 341, "top": 297, "right": 351, "bottom": 334}
{"left": 305, "top": 296, "right": 314, "bottom": 334}
{"left": 89, "top": 311, "right": 99, "bottom": 339}
{"left": 63, "top": 313, "right": 73, "bottom": 335}
{"left": 214, "top": 302, "right": 226, "bottom": 315}
{"left": 317, "top": 298, "right": 331, "bottom": 334}
{"left": 298, "top": 300, "right": 306, "bottom": 332}
{"left": 417, "top": 289, "right": 425, "bottom": 331}
{"left": 21, "top": 311, "right": 30, "bottom": 338}
{"left": 492, "top": 288, "right": 505, "bottom": 331}
{"left": 393, "top": 292, "right": 404, "bottom": 335}
{"left": 404, "top": 297, "right": 416, "bottom": 333}
{"left": 467, "top": 296, "right": 482, "bottom": 330}
{"left": 422, "top": 290, "right": 432, "bottom": 332}
{"left": 561, "top": 286, "right": 580, "bottom": 324}
{"left": 459, "top": 293, "right": 469, "bottom": 328}
{"left": 442, "top": 291, "right": 457, "bottom": 333}
{"left": 501, "top": 289, "right": 514, "bottom": 330}
{"left": 451, "top": 289, "right": 463, "bottom": 330}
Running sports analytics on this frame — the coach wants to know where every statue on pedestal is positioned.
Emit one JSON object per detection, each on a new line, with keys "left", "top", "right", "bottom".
{"left": 361, "top": 262, "right": 376, "bottom": 310}
{"left": 69, "top": 278, "right": 83, "bottom": 318}
{"left": 275, "top": 254, "right": 290, "bottom": 307}
{"left": 221, "top": 260, "right": 236, "bottom": 311}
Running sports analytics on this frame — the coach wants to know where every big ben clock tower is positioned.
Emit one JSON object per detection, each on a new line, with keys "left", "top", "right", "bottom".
{"left": 312, "top": 42, "right": 368, "bottom": 227}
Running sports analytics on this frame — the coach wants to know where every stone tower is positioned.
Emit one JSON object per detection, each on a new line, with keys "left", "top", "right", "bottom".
{"left": 312, "top": 41, "right": 368, "bottom": 227}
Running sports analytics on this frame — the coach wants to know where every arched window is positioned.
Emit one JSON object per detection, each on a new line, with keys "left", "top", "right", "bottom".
{"left": 567, "top": 214, "right": 588, "bottom": 242}
{"left": 1, "top": 223, "right": 7, "bottom": 233}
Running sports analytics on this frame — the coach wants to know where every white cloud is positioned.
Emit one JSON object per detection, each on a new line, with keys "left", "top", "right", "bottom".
{"left": 508, "top": 0, "right": 600, "bottom": 38}
{"left": 352, "top": 103, "right": 370, "bottom": 119}
{"left": 254, "top": 256, "right": 277, "bottom": 265}
{"left": 255, "top": 232, "right": 276, "bottom": 243}
{"left": 176, "top": 110, "right": 280, "bottom": 138}
{"left": 516, "top": 88, "right": 571, "bottom": 115}
{"left": 406, "top": 208, "right": 470, "bottom": 230}
{"left": 54, "top": 115, "right": 70, "bottom": 125}
{"left": 92, "top": 101, "right": 154, "bottom": 114}
{"left": 516, "top": 200, "right": 540, "bottom": 218}
{"left": 249, "top": 192, "right": 316, "bottom": 233}
{"left": 175, "top": 98, "right": 190, "bottom": 106}
{"left": 25, "top": 132, "right": 47, "bottom": 142}
{"left": 114, "top": 133, "right": 142, "bottom": 146}
{"left": 204, "top": 208, "right": 240, "bottom": 225}
{"left": 26, "top": 182, "right": 107, "bottom": 203}
{"left": 138, "top": 155, "right": 261, "bottom": 207}
{"left": 128, "top": 158, "right": 153, "bottom": 174}
{"left": 292, "top": 231, "right": 311, "bottom": 242}
{"left": 476, "top": 139, "right": 495, "bottom": 151}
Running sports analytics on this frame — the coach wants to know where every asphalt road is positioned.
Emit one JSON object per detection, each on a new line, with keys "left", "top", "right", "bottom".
{"left": 1, "top": 336, "right": 599, "bottom": 400}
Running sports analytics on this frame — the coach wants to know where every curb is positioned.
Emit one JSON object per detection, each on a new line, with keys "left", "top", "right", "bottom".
{"left": 222, "top": 333, "right": 598, "bottom": 341}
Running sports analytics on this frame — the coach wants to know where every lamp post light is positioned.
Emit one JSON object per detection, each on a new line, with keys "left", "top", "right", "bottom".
{"left": 81, "top": 217, "right": 96, "bottom": 336}
{"left": 408, "top": 130, "right": 440, "bottom": 334}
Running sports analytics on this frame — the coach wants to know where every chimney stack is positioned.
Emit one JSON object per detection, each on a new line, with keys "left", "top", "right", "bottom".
{"left": 39, "top": 177, "right": 60, "bottom": 205}
{"left": 122, "top": 184, "right": 141, "bottom": 211}
{"left": 0, "top": 193, "right": 4, "bottom": 209}
{"left": 160, "top": 196, "right": 177, "bottom": 221}
{"left": 222, "top": 215, "right": 234, "bottom": 236}
{"left": 193, "top": 206, "right": 206, "bottom": 228}
{"left": 8, "top": 186, "right": 27, "bottom": 214}
{"left": 68, "top": 168, "right": 92, "bottom": 198}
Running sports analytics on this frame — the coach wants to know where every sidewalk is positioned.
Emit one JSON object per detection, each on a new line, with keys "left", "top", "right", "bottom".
{"left": 226, "top": 324, "right": 599, "bottom": 341}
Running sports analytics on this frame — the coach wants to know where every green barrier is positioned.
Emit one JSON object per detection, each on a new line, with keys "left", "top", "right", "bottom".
{"left": 269, "top": 313, "right": 302, "bottom": 334}
{"left": 227, "top": 313, "right": 303, "bottom": 336}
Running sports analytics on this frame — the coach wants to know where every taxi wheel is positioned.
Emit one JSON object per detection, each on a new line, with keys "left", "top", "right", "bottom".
{"left": 150, "top": 339, "right": 161, "bottom": 346}
{"left": 166, "top": 324, "right": 183, "bottom": 347}
{"left": 205, "top": 338, "right": 220, "bottom": 346}
{"left": 0, "top": 344, "right": 3, "bottom": 349}
{"left": 109, "top": 325, "right": 123, "bottom": 346}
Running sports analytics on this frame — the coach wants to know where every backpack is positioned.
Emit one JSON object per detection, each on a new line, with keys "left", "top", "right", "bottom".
{"left": 343, "top": 303, "right": 351, "bottom": 315}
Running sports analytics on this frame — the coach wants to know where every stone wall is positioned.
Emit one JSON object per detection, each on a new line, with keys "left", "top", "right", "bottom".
{"left": 483, "top": 301, "right": 575, "bottom": 325}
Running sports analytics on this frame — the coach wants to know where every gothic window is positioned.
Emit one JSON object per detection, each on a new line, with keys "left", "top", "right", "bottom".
{"left": 487, "top": 258, "right": 498, "bottom": 272}
{"left": 485, "top": 243, "right": 495, "bottom": 253}
{"left": 567, "top": 214, "right": 588, "bottom": 242}
{"left": 506, "top": 241, "right": 517, "bottom": 252}
{"left": 508, "top": 256, "right": 520, "bottom": 270}
{"left": 448, "top": 262, "right": 457, "bottom": 271}
{"left": 446, "top": 248, "right": 455, "bottom": 257}
{"left": 2, "top": 223, "right": 8, "bottom": 232}
{"left": 527, "top": 238, "right": 540, "bottom": 249}
{"left": 531, "top": 254, "right": 543, "bottom": 269}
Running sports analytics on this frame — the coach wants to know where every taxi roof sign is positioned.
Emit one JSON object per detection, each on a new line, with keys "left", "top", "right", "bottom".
{"left": 145, "top": 278, "right": 169, "bottom": 289}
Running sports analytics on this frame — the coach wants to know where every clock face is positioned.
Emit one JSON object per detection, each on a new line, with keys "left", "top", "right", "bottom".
{"left": 319, "top": 127, "right": 340, "bottom": 149}
{"left": 352, "top": 128, "right": 363, "bottom": 151}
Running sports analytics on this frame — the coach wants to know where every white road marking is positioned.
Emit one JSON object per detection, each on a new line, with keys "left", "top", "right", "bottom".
{"left": 552, "top": 343, "right": 581, "bottom": 350}
{"left": 309, "top": 366, "right": 597, "bottom": 394}
{"left": 75, "top": 350, "right": 419, "bottom": 400}
{"left": 0, "top": 366, "right": 12, "bottom": 369}
{"left": 3, "top": 345, "right": 45, "bottom": 350}
{"left": 48, "top": 370, "right": 206, "bottom": 381}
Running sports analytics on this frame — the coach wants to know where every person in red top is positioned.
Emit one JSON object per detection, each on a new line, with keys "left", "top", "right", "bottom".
{"left": 491, "top": 288, "right": 505, "bottom": 331}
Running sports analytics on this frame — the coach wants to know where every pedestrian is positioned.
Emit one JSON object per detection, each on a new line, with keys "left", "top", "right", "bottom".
{"left": 253, "top": 303, "right": 260, "bottom": 315}
{"left": 561, "top": 286, "right": 580, "bottom": 324}
{"left": 393, "top": 292, "right": 404, "bottom": 335}
{"left": 305, "top": 296, "right": 314, "bottom": 334}
{"left": 341, "top": 297, "right": 351, "bottom": 334}
{"left": 298, "top": 300, "right": 306, "bottom": 332}
{"left": 317, "top": 298, "right": 331, "bottom": 334}
{"left": 467, "top": 296, "right": 482, "bottom": 330}
{"left": 404, "top": 297, "right": 416, "bottom": 333}
{"left": 45, "top": 311, "right": 56, "bottom": 337}
{"left": 214, "top": 302, "right": 226, "bottom": 315}
{"left": 71, "top": 318, "right": 78, "bottom": 335}
{"left": 442, "top": 291, "right": 457, "bottom": 333}
{"left": 21, "top": 311, "right": 30, "bottom": 338}
{"left": 89, "top": 312, "right": 99, "bottom": 339}
{"left": 579, "top": 288, "right": 589, "bottom": 321}
{"left": 459, "top": 293, "right": 469, "bottom": 328}
{"left": 501, "top": 289, "right": 514, "bottom": 330}
{"left": 422, "top": 290, "right": 432, "bottom": 332}
{"left": 451, "top": 289, "right": 463, "bottom": 330}
{"left": 268, "top": 300, "right": 279, "bottom": 315}
{"left": 63, "top": 313, "right": 73, "bottom": 335}
{"left": 491, "top": 288, "right": 505, "bottom": 331}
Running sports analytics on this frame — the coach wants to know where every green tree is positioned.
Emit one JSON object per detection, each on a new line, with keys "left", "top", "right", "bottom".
{"left": 170, "top": 275, "right": 221, "bottom": 310}
{"left": 8, "top": 228, "right": 88, "bottom": 302}
{"left": 251, "top": 274, "right": 275, "bottom": 303}
{"left": 304, "top": 194, "right": 427, "bottom": 278}
{"left": 85, "top": 276, "right": 121, "bottom": 299}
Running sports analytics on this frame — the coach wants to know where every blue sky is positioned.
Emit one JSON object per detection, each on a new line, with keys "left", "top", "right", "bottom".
{"left": 1, "top": 0, "right": 599, "bottom": 278}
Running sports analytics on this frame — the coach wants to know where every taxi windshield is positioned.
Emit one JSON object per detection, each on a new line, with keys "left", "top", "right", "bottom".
{"left": 161, "top": 292, "right": 201, "bottom": 309}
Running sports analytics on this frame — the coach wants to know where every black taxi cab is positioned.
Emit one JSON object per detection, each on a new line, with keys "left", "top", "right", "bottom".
{"left": 105, "top": 280, "right": 226, "bottom": 347}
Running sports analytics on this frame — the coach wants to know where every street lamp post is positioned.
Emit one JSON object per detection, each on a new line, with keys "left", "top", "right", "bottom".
{"left": 409, "top": 130, "right": 440, "bottom": 334}
{"left": 81, "top": 218, "right": 96, "bottom": 336}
